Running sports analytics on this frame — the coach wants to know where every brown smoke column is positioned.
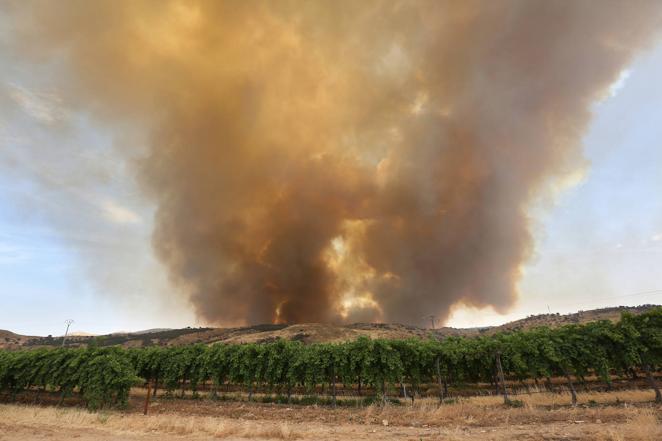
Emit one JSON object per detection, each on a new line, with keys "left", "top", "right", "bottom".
{"left": 5, "top": 0, "right": 662, "bottom": 325}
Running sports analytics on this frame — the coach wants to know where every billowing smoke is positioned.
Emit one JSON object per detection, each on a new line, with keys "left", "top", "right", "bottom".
{"left": 5, "top": 1, "right": 661, "bottom": 325}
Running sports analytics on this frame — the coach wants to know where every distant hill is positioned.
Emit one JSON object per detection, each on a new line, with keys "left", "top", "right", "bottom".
{"left": 1, "top": 304, "right": 657, "bottom": 350}
{"left": 129, "top": 328, "right": 173, "bottom": 335}
{"left": 484, "top": 305, "right": 656, "bottom": 333}
{"left": 0, "top": 329, "right": 37, "bottom": 349}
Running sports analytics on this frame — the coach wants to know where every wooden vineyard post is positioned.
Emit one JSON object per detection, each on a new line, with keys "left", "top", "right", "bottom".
{"left": 563, "top": 369, "right": 578, "bottom": 407}
{"left": 643, "top": 363, "right": 662, "bottom": 403}
{"left": 152, "top": 377, "right": 158, "bottom": 398}
{"left": 436, "top": 356, "right": 444, "bottom": 404}
{"left": 331, "top": 363, "right": 337, "bottom": 408}
{"left": 495, "top": 352, "right": 509, "bottom": 404}
{"left": 144, "top": 380, "right": 152, "bottom": 415}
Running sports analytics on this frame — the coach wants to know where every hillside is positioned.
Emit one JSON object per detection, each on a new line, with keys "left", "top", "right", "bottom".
{"left": 0, "top": 330, "right": 37, "bottom": 349}
{"left": 485, "top": 305, "right": 655, "bottom": 333}
{"left": 1, "top": 304, "right": 657, "bottom": 350}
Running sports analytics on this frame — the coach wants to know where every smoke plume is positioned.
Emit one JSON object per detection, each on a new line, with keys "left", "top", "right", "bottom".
{"left": 5, "top": 0, "right": 662, "bottom": 325}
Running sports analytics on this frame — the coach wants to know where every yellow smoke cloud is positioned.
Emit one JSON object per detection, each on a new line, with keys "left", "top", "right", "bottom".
{"left": 4, "top": 0, "right": 661, "bottom": 325}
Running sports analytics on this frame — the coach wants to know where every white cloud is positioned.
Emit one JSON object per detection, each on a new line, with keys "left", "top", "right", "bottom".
{"left": 608, "top": 69, "right": 632, "bottom": 98}
{"left": 101, "top": 200, "right": 141, "bottom": 225}
{"left": 652, "top": 233, "right": 662, "bottom": 242}
{"left": 7, "top": 83, "right": 67, "bottom": 124}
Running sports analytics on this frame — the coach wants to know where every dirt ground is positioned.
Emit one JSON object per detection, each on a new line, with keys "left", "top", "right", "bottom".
{"left": 1, "top": 390, "right": 661, "bottom": 440}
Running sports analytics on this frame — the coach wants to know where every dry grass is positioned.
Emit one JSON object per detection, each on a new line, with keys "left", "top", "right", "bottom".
{"left": 362, "top": 391, "right": 661, "bottom": 437}
{"left": 363, "top": 400, "right": 661, "bottom": 440}
{"left": 2, "top": 389, "right": 661, "bottom": 441}
{"left": 0, "top": 403, "right": 299, "bottom": 439}
{"left": 605, "top": 409, "right": 660, "bottom": 441}
{"left": 467, "top": 388, "right": 657, "bottom": 407}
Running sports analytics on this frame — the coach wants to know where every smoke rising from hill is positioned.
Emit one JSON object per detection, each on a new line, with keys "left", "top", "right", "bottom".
{"left": 5, "top": 0, "right": 662, "bottom": 325}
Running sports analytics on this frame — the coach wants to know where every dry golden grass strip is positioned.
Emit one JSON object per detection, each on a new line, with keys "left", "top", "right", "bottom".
{"left": 2, "top": 390, "right": 661, "bottom": 441}
{"left": 362, "top": 393, "right": 662, "bottom": 429}
{"left": 0, "top": 403, "right": 299, "bottom": 439}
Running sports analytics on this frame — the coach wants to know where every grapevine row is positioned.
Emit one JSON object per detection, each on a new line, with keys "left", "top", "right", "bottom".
{"left": 0, "top": 346, "right": 136, "bottom": 409}
{"left": 1, "top": 309, "right": 660, "bottom": 409}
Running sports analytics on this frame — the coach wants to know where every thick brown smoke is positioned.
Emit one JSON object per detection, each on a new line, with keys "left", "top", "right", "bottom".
{"left": 5, "top": 0, "right": 662, "bottom": 325}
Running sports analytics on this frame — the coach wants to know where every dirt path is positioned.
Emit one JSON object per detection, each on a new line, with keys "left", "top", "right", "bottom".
{"left": 0, "top": 416, "right": 656, "bottom": 441}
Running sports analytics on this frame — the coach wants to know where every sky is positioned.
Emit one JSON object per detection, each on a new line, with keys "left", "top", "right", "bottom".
{"left": 1, "top": 5, "right": 661, "bottom": 336}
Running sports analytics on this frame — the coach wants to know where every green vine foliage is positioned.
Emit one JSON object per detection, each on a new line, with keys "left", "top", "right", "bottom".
{"left": 1, "top": 308, "right": 661, "bottom": 408}
{"left": 0, "top": 347, "right": 138, "bottom": 409}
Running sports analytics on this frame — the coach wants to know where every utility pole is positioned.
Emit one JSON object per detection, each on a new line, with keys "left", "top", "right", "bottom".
{"left": 61, "top": 319, "right": 74, "bottom": 348}
{"left": 426, "top": 314, "right": 444, "bottom": 404}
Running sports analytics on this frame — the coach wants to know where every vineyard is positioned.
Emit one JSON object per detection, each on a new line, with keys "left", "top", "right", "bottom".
{"left": 1, "top": 309, "right": 661, "bottom": 410}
